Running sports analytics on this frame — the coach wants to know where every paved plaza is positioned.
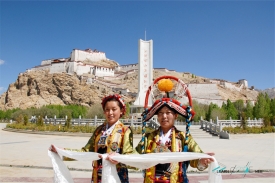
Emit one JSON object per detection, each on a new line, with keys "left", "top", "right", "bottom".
{"left": 0, "top": 123, "right": 274, "bottom": 183}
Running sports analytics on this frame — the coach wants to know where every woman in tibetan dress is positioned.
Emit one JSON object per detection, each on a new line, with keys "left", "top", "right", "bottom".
{"left": 135, "top": 77, "right": 214, "bottom": 183}
{"left": 50, "top": 94, "right": 133, "bottom": 183}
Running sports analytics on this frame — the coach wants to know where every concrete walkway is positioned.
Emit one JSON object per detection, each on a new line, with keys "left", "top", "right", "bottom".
{"left": 0, "top": 123, "right": 274, "bottom": 183}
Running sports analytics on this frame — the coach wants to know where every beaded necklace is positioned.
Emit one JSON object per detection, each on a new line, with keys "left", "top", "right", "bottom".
{"left": 98, "top": 121, "right": 118, "bottom": 147}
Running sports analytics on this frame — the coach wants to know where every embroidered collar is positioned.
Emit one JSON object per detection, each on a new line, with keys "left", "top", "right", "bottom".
{"left": 102, "top": 121, "right": 119, "bottom": 136}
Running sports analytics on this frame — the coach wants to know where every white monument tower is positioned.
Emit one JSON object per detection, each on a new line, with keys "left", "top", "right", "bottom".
{"left": 131, "top": 39, "right": 153, "bottom": 116}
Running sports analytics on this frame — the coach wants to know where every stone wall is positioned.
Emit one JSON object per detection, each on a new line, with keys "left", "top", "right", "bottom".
{"left": 75, "top": 63, "right": 92, "bottom": 75}
{"left": 49, "top": 62, "right": 66, "bottom": 73}
{"left": 70, "top": 49, "right": 106, "bottom": 62}
{"left": 180, "top": 83, "right": 225, "bottom": 107}
{"left": 116, "top": 64, "right": 138, "bottom": 72}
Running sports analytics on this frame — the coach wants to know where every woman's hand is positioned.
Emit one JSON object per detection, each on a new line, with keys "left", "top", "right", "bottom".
{"left": 49, "top": 144, "right": 63, "bottom": 154}
{"left": 105, "top": 152, "right": 119, "bottom": 165}
{"left": 200, "top": 152, "right": 215, "bottom": 166}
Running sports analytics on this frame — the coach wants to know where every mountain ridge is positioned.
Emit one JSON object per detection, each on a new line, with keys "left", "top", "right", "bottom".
{"left": 1, "top": 65, "right": 272, "bottom": 111}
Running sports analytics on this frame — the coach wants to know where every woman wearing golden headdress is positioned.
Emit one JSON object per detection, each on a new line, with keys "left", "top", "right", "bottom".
{"left": 50, "top": 94, "right": 133, "bottom": 183}
{"left": 135, "top": 76, "right": 214, "bottom": 183}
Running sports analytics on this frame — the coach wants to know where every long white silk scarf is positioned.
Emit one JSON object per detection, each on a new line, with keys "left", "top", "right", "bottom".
{"left": 48, "top": 146, "right": 222, "bottom": 183}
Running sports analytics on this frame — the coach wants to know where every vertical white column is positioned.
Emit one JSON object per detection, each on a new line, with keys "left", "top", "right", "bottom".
{"left": 133, "top": 39, "right": 153, "bottom": 107}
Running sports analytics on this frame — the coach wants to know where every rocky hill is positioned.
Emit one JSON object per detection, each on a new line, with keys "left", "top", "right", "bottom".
{"left": 0, "top": 70, "right": 114, "bottom": 110}
{"left": 258, "top": 88, "right": 275, "bottom": 99}
{"left": 0, "top": 67, "right": 267, "bottom": 110}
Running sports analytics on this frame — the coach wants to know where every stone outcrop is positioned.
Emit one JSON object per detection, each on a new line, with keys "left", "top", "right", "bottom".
{"left": 0, "top": 70, "right": 116, "bottom": 110}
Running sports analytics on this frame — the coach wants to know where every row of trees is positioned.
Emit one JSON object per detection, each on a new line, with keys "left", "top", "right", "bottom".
{"left": 176, "top": 93, "right": 275, "bottom": 126}
{"left": 0, "top": 104, "right": 92, "bottom": 120}
{"left": 0, "top": 93, "right": 274, "bottom": 126}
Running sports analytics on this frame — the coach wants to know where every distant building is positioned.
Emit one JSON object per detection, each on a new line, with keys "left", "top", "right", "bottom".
{"left": 70, "top": 48, "right": 106, "bottom": 62}
{"left": 238, "top": 79, "right": 248, "bottom": 88}
{"left": 31, "top": 48, "right": 114, "bottom": 77}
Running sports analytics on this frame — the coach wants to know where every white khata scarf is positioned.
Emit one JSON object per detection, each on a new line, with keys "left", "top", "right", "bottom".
{"left": 48, "top": 146, "right": 223, "bottom": 183}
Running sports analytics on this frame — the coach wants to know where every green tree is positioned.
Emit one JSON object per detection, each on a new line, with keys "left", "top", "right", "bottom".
{"left": 86, "top": 104, "right": 104, "bottom": 119}
{"left": 0, "top": 110, "right": 5, "bottom": 120}
{"left": 15, "top": 114, "right": 24, "bottom": 124}
{"left": 4, "top": 108, "right": 20, "bottom": 119}
{"left": 192, "top": 100, "right": 208, "bottom": 122}
{"left": 224, "top": 99, "right": 238, "bottom": 119}
{"left": 59, "top": 109, "right": 72, "bottom": 118}
{"left": 240, "top": 112, "right": 247, "bottom": 130}
{"left": 233, "top": 100, "right": 245, "bottom": 118}
{"left": 253, "top": 93, "right": 266, "bottom": 119}
{"left": 37, "top": 116, "right": 44, "bottom": 126}
{"left": 65, "top": 114, "right": 72, "bottom": 128}
{"left": 270, "top": 99, "right": 275, "bottom": 126}
{"left": 36, "top": 106, "right": 58, "bottom": 118}
{"left": 210, "top": 108, "right": 227, "bottom": 120}
{"left": 23, "top": 115, "right": 29, "bottom": 126}
{"left": 244, "top": 101, "right": 254, "bottom": 120}
{"left": 263, "top": 116, "right": 271, "bottom": 127}
{"left": 264, "top": 93, "right": 271, "bottom": 118}
{"left": 11, "top": 109, "right": 30, "bottom": 120}
{"left": 206, "top": 103, "right": 219, "bottom": 121}
{"left": 124, "top": 103, "right": 131, "bottom": 119}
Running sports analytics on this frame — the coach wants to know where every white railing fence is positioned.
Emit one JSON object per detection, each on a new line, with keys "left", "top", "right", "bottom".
{"left": 27, "top": 115, "right": 200, "bottom": 130}
{"left": 200, "top": 116, "right": 263, "bottom": 139}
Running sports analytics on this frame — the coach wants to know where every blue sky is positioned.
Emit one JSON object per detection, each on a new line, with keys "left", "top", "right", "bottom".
{"left": 0, "top": 1, "right": 274, "bottom": 95}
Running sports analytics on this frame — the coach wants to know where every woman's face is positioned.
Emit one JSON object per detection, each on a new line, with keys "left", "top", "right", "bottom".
{"left": 104, "top": 101, "right": 122, "bottom": 125}
{"left": 157, "top": 106, "right": 178, "bottom": 132}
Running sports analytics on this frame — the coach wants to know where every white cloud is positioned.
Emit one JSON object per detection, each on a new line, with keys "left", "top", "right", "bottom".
{"left": 0, "top": 59, "right": 4, "bottom": 65}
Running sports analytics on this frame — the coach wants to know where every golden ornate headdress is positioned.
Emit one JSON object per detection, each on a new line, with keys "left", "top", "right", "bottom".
{"left": 142, "top": 75, "right": 195, "bottom": 121}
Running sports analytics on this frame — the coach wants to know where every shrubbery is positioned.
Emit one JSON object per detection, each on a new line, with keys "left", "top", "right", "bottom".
{"left": 5, "top": 122, "right": 154, "bottom": 134}
{"left": 222, "top": 126, "right": 275, "bottom": 134}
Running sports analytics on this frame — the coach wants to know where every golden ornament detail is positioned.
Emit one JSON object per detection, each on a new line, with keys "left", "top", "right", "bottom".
{"left": 157, "top": 79, "right": 174, "bottom": 92}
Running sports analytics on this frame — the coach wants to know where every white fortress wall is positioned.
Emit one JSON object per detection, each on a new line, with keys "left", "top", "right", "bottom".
{"left": 67, "top": 62, "right": 76, "bottom": 74}
{"left": 115, "top": 73, "right": 128, "bottom": 79}
{"left": 70, "top": 49, "right": 106, "bottom": 62}
{"left": 188, "top": 84, "right": 222, "bottom": 100}
{"left": 193, "top": 98, "right": 224, "bottom": 106}
{"left": 154, "top": 68, "right": 170, "bottom": 72}
{"left": 94, "top": 67, "right": 114, "bottom": 77}
{"left": 117, "top": 64, "right": 138, "bottom": 72}
{"left": 31, "top": 64, "right": 51, "bottom": 71}
{"left": 50, "top": 62, "right": 66, "bottom": 73}
{"left": 41, "top": 59, "right": 52, "bottom": 65}
{"left": 179, "top": 83, "right": 225, "bottom": 106}
{"left": 75, "top": 64, "right": 91, "bottom": 75}
{"left": 224, "top": 82, "right": 241, "bottom": 91}
{"left": 209, "top": 80, "right": 220, "bottom": 84}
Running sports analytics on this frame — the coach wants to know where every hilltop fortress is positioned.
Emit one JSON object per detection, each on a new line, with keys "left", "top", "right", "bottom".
{"left": 0, "top": 48, "right": 259, "bottom": 110}
{"left": 31, "top": 48, "right": 116, "bottom": 77}
{"left": 30, "top": 48, "right": 256, "bottom": 105}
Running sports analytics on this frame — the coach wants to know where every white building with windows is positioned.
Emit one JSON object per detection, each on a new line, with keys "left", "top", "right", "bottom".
{"left": 32, "top": 48, "right": 114, "bottom": 77}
